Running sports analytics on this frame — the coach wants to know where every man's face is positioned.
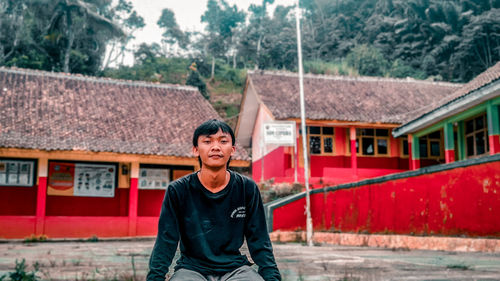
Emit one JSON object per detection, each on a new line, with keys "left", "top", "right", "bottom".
{"left": 193, "top": 129, "right": 235, "bottom": 169}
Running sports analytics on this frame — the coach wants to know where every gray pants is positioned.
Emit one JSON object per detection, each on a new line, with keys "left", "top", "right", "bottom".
{"left": 169, "top": 265, "right": 264, "bottom": 281}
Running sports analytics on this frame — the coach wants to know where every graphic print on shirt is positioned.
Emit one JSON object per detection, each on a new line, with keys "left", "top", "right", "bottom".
{"left": 230, "top": 206, "right": 246, "bottom": 218}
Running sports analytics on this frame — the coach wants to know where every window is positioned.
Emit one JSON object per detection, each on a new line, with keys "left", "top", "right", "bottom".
{"left": 308, "top": 126, "right": 335, "bottom": 155}
{"left": 400, "top": 136, "right": 409, "bottom": 157}
{"left": 465, "top": 113, "right": 489, "bottom": 157}
{"left": 419, "top": 131, "right": 442, "bottom": 159}
{"left": 355, "top": 128, "right": 389, "bottom": 156}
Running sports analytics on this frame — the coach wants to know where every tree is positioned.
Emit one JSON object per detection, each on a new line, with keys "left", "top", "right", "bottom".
{"left": 102, "top": 0, "right": 145, "bottom": 69}
{"left": 186, "top": 63, "right": 209, "bottom": 99}
{"left": 157, "top": 8, "right": 189, "bottom": 56}
{"left": 452, "top": 8, "right": 500, "bottom": 81}
{"left": 1, "top": 0, "right": 127, "bottom": 75}
{"left": 201, "top": 0, "right": 245, "bottom": 78}
{"left": 39, "top": 0, "right": 125, "bottom": 73}
{"left": 346, "top": 44, "right": 388, "bottom": 76}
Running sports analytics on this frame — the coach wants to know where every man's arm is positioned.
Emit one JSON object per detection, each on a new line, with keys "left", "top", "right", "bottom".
{"left": 244, "top": 181, "right": 282, "bottom": 281}
{"left": 147, "top": 186, "right": 181, "bottom": 281}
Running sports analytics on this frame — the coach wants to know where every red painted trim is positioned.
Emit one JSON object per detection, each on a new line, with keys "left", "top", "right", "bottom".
{"left": 0, "top": 216, "right": 36, "bottom": 238}
{"left": 128, "top": 178, "right": 138, "bottom": 236}
{"left": 490, "top": 135, "right": 500, "bottom": 155}
{"left": 411, "top": 159, "right": 420, "bottom": 170}
{"left": 445, "top": 149, "right": 455, "bottom": 163}
{"left": 44, "top": 216, "right": 129, "bottom": 238}
{"left": 350, "top": 139, "right": 357, "bottom": 171}
{"left": 136, "top": 216, "right": 159, "bottom": 236}
{"left": 35, "top": 177, "right": 47, "bottom": 235}
{"left": 408, "top": 139, "right": 413, "bottom": 170}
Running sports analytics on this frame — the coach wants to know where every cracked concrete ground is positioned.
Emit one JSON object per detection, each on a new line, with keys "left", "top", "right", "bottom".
{"left": 1, "top": 238, "right": 500, "bottom": 281}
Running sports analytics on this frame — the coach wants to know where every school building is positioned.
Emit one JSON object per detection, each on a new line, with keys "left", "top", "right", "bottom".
{"left": 0, "top": 67, "right": 249, "bottom": 239}
{"left": 263, "top": 62, "right": 500, "bottom": 237}
{"left": 236, "top": 70, "right": 461, "bottom": 185}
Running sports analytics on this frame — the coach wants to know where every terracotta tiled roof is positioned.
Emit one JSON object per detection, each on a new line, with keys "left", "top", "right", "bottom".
{"left": 405, "top": 61, "right": 500, "bottom": 123}
{"left": 248, "top": 71, "right": 461, "bottom": 124}
{"left": 0, "top": 67, "right": 249, "bottom": 160}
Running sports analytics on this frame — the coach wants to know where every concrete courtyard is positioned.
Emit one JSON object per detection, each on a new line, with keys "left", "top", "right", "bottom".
{"left": 1, "top": 238, "right": 500, "bottom": 281}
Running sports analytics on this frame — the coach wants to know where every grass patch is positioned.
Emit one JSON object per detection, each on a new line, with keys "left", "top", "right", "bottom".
{"left": 446, "top": 263, "right": 471, "bottom": 270}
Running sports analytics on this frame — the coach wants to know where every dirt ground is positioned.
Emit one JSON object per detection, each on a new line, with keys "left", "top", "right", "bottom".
{"left": 1, "top": 238, "right": 500, "bottom": 281}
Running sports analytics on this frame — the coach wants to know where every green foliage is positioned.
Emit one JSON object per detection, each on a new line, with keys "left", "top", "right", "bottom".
{"left": 221, "top": 69, "right": 244, "bottom": 86}
{"left": 259, "top": 182, "right": 303, "bottom": 203}
{"left": 102, "top": 54, "right": 191, "bottom": 85}
{"left": 225, "top": 105, "right": 239, "bottom": 119}
{"left": 23, "top": 234, "right": 47, "bottom": 243}
{"left": 2, "top": 259, "right": 39, "bottom": 281}
{"left": 157, "top": 8, "right": 189, "bottom": 50}
{"left": 201, "top": 0, "right": 246, "bottom": 59}
{"left": 345, "top": 45, "right": 388, "bottom": 76}
{"left": 303, "top": 60, "right": 356, "bottom": 76}
{"left": 0, "top": 0, "right": 130, "bottom": 75}
{"left": 186, "top": 70, "right": 209, "bottom": 99}
{"left": 389, "top": 59, "right": 427, "bottom": 79}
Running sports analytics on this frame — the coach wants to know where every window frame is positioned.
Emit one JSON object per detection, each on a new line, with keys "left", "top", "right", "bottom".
{"left": 307, "top": 126, "right": 335, "bottom": 156}
{"left": 400, "top": 136, "right": 409, "bottom": 158}
{"left": 418, "top": 130, "right": 444, "bottom": 159}
{"left": 353, "top": 128, "right": 390, "bottom": 157}
{"left": 464, "top": 113, "right": 489, "bottom": 158}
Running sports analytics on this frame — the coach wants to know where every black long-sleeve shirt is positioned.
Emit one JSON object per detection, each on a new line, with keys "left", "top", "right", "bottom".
{"left": 147, "top": 170, "right": 281, "bottom": 281}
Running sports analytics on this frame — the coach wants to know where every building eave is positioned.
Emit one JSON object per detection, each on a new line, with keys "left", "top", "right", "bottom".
{"left": 392, "top": 80, "right": 500, "bottom": 138}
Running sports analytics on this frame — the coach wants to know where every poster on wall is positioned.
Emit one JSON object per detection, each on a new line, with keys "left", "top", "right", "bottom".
{"left": 47, "top": 162, "right": 116, "bottom": 197}
{"left": 139, "top": 167, "right": 170, "bottom": 189}
{"left": 0, "top": 159, "right": 35, "bottom": 186}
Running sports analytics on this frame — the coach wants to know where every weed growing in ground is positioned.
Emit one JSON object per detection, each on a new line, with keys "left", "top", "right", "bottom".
{"left": 0, "top": 259, "right": 39, "bottom": 281}
{"left": 23, "top": 234, "right": 47, "bottom": 243}
{"left": 87, "top": 235, "right": 99, "bottom": 242}
{"left": 446, "top": 263, "right": 471, "bottom": 270}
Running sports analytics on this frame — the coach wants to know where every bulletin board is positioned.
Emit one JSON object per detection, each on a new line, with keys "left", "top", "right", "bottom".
{"left": 47, "top": 161, "right": 117, "bottom": 197}
{"left": 0, "top": 159, "right": 36, "bottom": 187}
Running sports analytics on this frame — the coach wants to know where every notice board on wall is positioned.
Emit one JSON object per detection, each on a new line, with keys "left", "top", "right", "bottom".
{"left": 47, "top": 162, "right": 116, "bottom": 197}
{"left": 139, "top": 167, "right": 170, "bottom": 190}
{"left": 0, "top": 159, "right": 35, "bottom": 187}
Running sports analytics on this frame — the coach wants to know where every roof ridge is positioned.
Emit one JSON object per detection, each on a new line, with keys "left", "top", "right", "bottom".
{"left": 248, "top": 69, "right": 461, "bottom": 87}
{"left": 0, "top": 66, "right": 198, "bottom": 92}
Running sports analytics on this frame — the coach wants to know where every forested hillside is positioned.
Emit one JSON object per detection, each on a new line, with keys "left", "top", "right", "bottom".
{"left": 1, "top": 0, "right": 499, "bottom": 126}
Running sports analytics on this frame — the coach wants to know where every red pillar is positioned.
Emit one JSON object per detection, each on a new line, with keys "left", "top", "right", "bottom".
{"left": 445, "top": 150, "right": 455, "bottom": 163}
{"left": 350, "top": 127, "right": 357, "bottom": 175}
{"left": 408, "top": 134, "right": 420, "bottom": 170}
{"left": 35, "top": 158, "right": 48, "bottom": 236}
{"left": 444, "top": 122, "right": 455, "bottom": 163}
{"left": 128, "top": 163, "right": 139, "bottom": 236}
{"left": 408, "top": 138, "right": 413, "bottom": 170}
{"left": 490, "top": 135, "right": 500, "bottom": 155}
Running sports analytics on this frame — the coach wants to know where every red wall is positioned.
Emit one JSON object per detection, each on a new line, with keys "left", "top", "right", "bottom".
{"left": 255, "top": 148, "right": 410, "bottom": 180}
{"left": 0, "top": 186, "right": 37, "bottom": 215}
{"left": 46, "top": 189, "right": 129, "bottom": 216}
{"left": 252, "top": 147, "right": 290, "bottom": 180}
{"left": 272, "top": 160, "right": 500, "bottom": 237}
{"left": 138, "top": 189, "right": 165, "bottom": 217}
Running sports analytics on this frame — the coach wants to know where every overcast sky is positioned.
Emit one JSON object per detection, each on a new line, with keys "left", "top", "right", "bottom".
{"left": 129, "top": 0, "right": 295, "bottom": 45}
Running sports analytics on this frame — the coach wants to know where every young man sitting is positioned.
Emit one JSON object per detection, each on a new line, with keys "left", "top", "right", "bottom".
{"left": 147, "top": 119, "right": 281, "bottom": 281}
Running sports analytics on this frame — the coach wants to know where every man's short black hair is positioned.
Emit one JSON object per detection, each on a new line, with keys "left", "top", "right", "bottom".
{"left": 193, "top": 119, "right": 235, "bottom": 168}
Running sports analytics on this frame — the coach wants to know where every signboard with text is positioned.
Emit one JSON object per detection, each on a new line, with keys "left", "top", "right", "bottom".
{"left": 263, "top": 121, "right": 296, "bottom": 145}
{"left": 139, "top": 167, "right": 170, "bottom": 190}
{"left": 0, "top": 159, "right": 35, "bottom": 187}
{"left": 47, "top": 162, "right": 116, "bottom": 197}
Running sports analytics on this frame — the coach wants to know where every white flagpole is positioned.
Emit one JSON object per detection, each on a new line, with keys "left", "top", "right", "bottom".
{"left": 294, "top": 0, "right": 313, "bottom": 247}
